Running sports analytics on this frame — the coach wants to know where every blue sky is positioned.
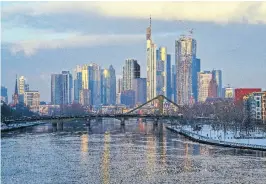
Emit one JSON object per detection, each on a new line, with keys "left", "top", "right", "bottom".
{"left": 1, "top": 2, "right": 266, "bottom": 102}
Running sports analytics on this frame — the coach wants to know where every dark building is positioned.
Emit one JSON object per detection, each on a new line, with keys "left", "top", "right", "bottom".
{"left": 192, "top": 58, "right": 201, "bottom": 102}
{"left": 133, "top": 78, "right": 147, "bottom": 104}
{"left": 121, "top": 90, "right": 135, "bottom": 108}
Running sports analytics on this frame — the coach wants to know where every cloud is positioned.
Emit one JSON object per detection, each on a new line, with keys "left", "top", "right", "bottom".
{"left": 9, "top": 33, "right": 145, "bottom": 56}
{"left": 2, "top": 2, "right": 266, "bottom": 24}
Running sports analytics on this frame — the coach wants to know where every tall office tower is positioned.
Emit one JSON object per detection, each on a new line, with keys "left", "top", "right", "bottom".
{"left": 19, "top": 76, "right": 26, "bottom": 95}
{"left": 89, "top": 63, "right": 101, "bottom": 106}
{"left": 146, "top": 16, "right": 157, "bottom": 101}
{"left": 171, "top": 65, "right": 177, "bottom": 103}
{"left": 133, "top": 78, "right": 147, "bottom": 104}
{"left": 73, "top": 65, "right": 82, "bottom": 103}
{"left": 51, "top": 74, "right": 63, "bottom": 105}
{"left": 212, "top": 70, "right": 222, "bottom": 97}
{"left": 156, "top": 47, "right": 167, "bottom": 96}
{"left": 18, "top": 76, "right": 28, "bottom": 104}
{"left": 101, "top": 68, "right": 111, "bottom": 105}
{"left": 109, "top": 65, "right": 116, "bottom": 105}
{"left": 62, "top": 71, "right": 73, "bottom": 104}
{"left": 1, "top": 86, "right": 8, "bottom": 104}
{"left": 122, "top": 59, "right": 140, "bottom": 91}
{"left": 82, "top": 64, "right": 90, "bottom": 90}
{"left": 175, "top": 36, "right": 197, "bottom": 105}
{"left": 24, "top": 91, "right": 40, "bottom": 112}
{"left": 192, "top": 58, "right": 201, "bottom": 102}
{"left": 12, "top": 75, "right": 19, "bottom": 105}
{"left": 198, "top": 71, "right": 212, "bottom": 102}
{"left": 166, "top": 54, "right": 171, "bottom": 99}
{"left": 51, "top": 72, "right": 73, "bottom": 105}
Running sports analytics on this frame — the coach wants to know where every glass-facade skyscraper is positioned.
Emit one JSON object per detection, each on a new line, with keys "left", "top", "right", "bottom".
{"left": 166, "top": 54, "right": 171, "bottom": 99}
{"left": 133, "top": 78, "right": 147, "bottom": 104}
{"left": 212, "top": 70, "right": 222, "bottom": 98}
{"left": 192, "top": 58, "right": 201, "bottom": 102}
{"left": 171, "top": 65, "right": 177, "bottom": 103}
{"left": 1, "top": 86, "right": 8, "bottom": 104}
{"left": 101, "top": 65, "right": 116, "bottom": 105}
{"left": 73, "top": 65, "right": 82, "bottom": 104}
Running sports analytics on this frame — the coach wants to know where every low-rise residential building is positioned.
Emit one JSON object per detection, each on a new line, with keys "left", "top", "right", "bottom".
{"left": 244, "top": 91, "right": 266, "bottom": 121}
{"left": 24, "top": 91, "right": 40, "bottom": 112}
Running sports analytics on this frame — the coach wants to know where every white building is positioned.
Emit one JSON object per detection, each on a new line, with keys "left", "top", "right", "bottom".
{"left": 146, "top": 17, "right": 157, "bottom": 102}
{"left": 198, "top": 71, "right": 212, "bottom": 102}
{"left": 24, "top": 91, "right": 40, "bottom": 112}
{"left": 156, "top": 47, "right": 167, "bottom": 96}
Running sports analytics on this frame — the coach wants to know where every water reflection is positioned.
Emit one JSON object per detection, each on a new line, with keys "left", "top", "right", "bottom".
{"left": 1, "top": 119, "right": 266, "bottom": 184}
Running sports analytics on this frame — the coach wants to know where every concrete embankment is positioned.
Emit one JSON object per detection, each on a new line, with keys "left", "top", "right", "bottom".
{"left": 166, "top": 126, "right": 266, "bottom": 152}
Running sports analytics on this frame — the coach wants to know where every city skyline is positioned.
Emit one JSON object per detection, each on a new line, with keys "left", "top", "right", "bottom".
{"left": 2, "top": 2, "right": 266, "bottom": 102}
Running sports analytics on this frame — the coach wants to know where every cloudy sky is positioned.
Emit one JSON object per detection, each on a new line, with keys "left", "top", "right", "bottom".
{"left": 1, "top": 1, "right": 266, "bottom": 102}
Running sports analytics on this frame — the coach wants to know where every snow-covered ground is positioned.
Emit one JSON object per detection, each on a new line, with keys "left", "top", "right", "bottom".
{"left": 182, "top": 125, "right": 266, "bottom": 146}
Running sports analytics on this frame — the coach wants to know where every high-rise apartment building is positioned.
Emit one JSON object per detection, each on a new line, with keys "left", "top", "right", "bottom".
{"left": 175, "top": 36, "right": 197, "bottom": 105}
{"left": 146, "top": 17, "right": 157, "bottom": 101}
{"left": 133, "top": 78, "right": 147, "bottom": 105}
{"left": 73, "top": 65, "right": 82, "bottom": 103}
{"left": 24, "top": 91, "right": 40, "bottom": 112}
{"left": 192, "top": 58, "right": 201, "bottom": 102}
{"left": 198, "top": 71, "right": 212, "bottom": 102}
{"left": 18, "top": 76, "right": 29, "bottom": 104}
{"left": 1, "top": 86, "right": 8, "bottom": 104}
{"left": 79, "top": 89, "right": 90, "bottom": 106}
{"left": 122, "top": 59, "right": 140, "bottom": 91}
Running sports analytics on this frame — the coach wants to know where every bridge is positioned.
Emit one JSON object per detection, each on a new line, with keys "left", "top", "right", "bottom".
{"left": 3, "top": 95, "right": 185, "bottom": 125}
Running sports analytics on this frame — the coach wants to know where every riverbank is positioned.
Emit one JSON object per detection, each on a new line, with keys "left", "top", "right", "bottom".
{"left": 1, "top": 121, "right": 46, "bottom": 132}
{"left": 166, "top": 126, "right": 266, "bottom": 151}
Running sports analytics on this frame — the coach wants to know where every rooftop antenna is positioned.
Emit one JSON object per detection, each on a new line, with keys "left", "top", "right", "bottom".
{"left": 150, "top": 15, "right": 152, "bottom": 28}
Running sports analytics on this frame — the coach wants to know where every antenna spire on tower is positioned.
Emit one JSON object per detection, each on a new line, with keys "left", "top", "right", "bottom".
{"left": 150, "top": 15, "right": 151, "bottom": 28}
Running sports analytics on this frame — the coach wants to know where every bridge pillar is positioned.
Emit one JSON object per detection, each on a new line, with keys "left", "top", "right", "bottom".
{"left": 120, "top": 117, "right": 125, "bottom": 126}
{"left": 86, "top": 118, "right": 91, "bottom": 126}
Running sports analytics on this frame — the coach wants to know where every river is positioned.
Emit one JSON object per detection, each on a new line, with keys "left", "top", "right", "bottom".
{"left": 1, "top": 119, "right": 266, "bottom": 184}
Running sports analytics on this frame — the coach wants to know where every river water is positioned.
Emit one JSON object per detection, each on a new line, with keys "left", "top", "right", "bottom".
{"left": 1, "top": 119, "right": 266, "bottom": 184}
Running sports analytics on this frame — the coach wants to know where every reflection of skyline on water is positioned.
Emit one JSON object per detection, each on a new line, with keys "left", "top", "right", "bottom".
{"left": 2, "top": 119, "right": 266, "bottom": 184}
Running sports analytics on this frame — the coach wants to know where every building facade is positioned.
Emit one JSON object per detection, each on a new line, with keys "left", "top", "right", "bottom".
{"left": 208, "top": 75, "right": 218, "bottom": 98}
{"left": 244, "top": 92, "right": 266, "bottom": 121}
{"left": 175, "top": 36, "right": 197, "bottom": 105}
{"left": 192, "top": 58, "right": 201, "bottom": 102}
{"left": 212, "top": 70, "right": 222, "bottom": 97}
{"left": 24, "top": 91, "right": 40, "bottom": 112}
{"left": 171, "top": 65, "right": 177, "bottom": 103}
{"left": 79, "top": 89, "right": 90, "bottom": 106}
{"left": 62, "top": 71, "right": 73, "bottom": 105}
{"left": 121, "top": 90, "right": 135, "bottom": 108}
{"left": 166, "top": 54, "right": 171, "bottom": 99}
{"left": 224, "top": 87, "right": 234, "bottom": 99}
{"left": 146, "top": 17, "right": 157, "bottom": 102}
{"left": 73, "top": 65, "right": 82, "bottom": 104}
{"left": 1, "top": 86, "right": 8, "bottom": 104}
{"left": 122, "top": 59, "right": 140, "bottom": 91}
{"left": 156, "top": 47, "right": 167, "bottom": 96}
{"left": 235, "top": 88, "right": 261, "bottom": 105}
{"left": 198, "top": 71, "right": 212, "bottom": 102}
{"left": 133, "top": 78, "right": 147, "bottom": 105}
